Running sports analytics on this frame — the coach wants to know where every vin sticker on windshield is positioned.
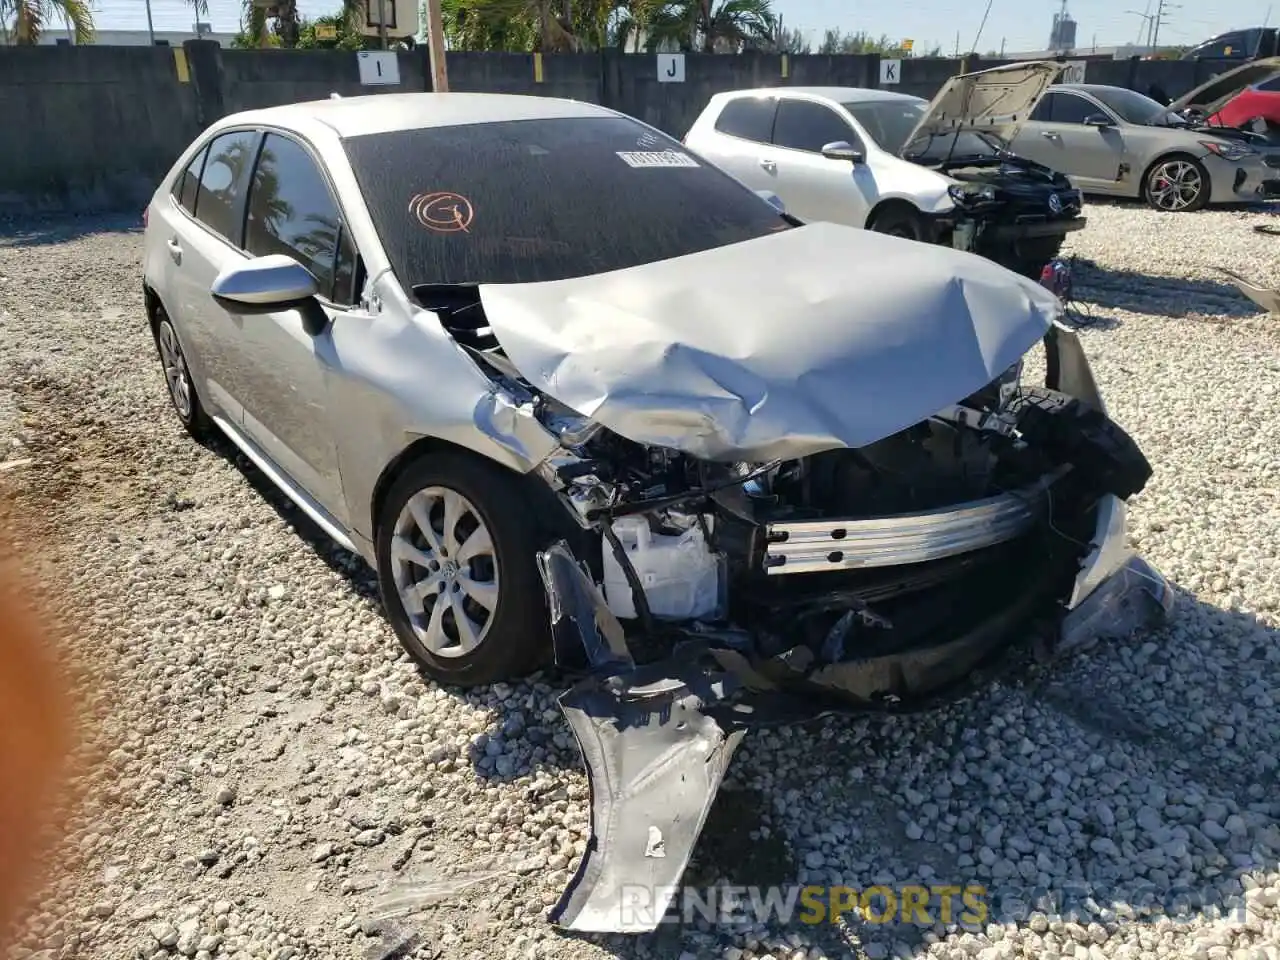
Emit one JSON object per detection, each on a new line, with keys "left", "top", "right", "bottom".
{"left": 616, "top": 150, "right": 700, "bottom": 168}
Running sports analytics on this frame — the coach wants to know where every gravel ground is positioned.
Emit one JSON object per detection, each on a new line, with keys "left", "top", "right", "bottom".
{"left": 1, "top": 201, "right": 1280, "bottom": 960}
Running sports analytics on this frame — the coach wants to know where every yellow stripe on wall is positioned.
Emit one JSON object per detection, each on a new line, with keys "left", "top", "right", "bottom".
{"left": 174, "top": 47, "right": 190, "bottom": 84}
{"left": 781, "top": 54, "right": 789, "bottom": 79}
{"left": 534, "top": 52, "right": 544, "bottom": 83}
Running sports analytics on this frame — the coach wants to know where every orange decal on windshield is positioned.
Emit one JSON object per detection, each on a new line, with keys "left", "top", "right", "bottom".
{"left": 409, "top": 192, "right": 474, "bottom": 233}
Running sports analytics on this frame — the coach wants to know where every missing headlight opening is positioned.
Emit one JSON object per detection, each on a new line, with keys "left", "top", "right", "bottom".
{"left": 415, "top": 239, "right": 1175, "bottom": 936}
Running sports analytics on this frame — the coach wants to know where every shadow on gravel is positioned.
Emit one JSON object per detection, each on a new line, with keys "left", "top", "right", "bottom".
{"left": 1071, "top": 259, "right": 1263, "bottom": 319}
{"left": 0, "top": 213, "right": 143, "bottom": 248}
{"left": 539, "top": 587, "right": 1280, "bottom": 960}
{"left": 193, "top": 428, "right": 1280, "bottom": 960}
{"left": 198, "top": 431, "right": 381, "bottom": 601}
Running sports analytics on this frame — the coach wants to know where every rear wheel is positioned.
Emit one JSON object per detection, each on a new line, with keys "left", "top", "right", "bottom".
{"left": 375, "top": 453, "right": 553, "bottom": 687}
{"left": 1143, "top": 155, "right": 1210, "bottom": 212}
{"left": 153, "top": 313, "right": 211, "bottom": 440}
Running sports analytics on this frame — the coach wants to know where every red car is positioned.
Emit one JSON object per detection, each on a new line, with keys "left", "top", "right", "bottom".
{"left": 1171, "top": 56, "right": 1280, "bottom": 130}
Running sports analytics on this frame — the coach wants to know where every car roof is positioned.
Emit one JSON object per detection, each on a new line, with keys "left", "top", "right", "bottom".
{"left": 720, "top": 86, "right": 925, "bottom": 104}
{"left": 1052, "top": 83, "right": 1129, "bottom": 96}
{"left": 218, "top": 92, "right": 621, "bottom": 139}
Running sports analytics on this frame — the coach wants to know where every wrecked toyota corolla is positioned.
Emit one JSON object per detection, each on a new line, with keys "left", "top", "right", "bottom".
{"left": 475, "top": 223, "right": 1174, "bottom": 934}
{"left": 143, "top": 93, "right": 1174, "bottom": 938}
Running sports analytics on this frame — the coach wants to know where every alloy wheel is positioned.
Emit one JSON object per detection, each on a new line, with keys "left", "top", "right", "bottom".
{"left": 157, "top": 320, "right": 193, "bottom": 420}
{"left": 1147, "top": 160, "right": 1203, "bottom": 212}
{"left": 390, "top": 486, "right": 499, "bottom": 658}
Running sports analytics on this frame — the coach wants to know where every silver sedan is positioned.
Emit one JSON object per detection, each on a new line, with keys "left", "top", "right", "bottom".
{"left": 1007, "top": 83, "right": 1280, "bottom": 211}
{"left": 142, "top": 91, "right": 1168, "bottom": 707}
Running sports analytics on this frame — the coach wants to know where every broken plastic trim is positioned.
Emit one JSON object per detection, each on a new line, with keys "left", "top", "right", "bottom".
{"left": 548, "top": 645, "right": 748, "bottom": 933}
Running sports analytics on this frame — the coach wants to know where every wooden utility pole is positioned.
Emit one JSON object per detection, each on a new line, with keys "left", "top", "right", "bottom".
{"left": 424, "top": 0, "right": 449, "bottom": 91}
{"left": 378, "top": 0, "right": 388, "bottom": 48}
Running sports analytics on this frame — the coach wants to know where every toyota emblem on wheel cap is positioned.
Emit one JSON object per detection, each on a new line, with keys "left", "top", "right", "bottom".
{"left": 1048, "top": 193, "right": 1063, "bottom": 215}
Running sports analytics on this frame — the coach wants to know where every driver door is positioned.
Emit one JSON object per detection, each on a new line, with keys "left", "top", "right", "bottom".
{"left": 765, "top": 97, "right": 876, "bottom": 227}
{"left": 1011, "top": 91, "right": 1127, "bottom": 191}
{"left": 224, "top": 132, "right": 360, "bottom": 524}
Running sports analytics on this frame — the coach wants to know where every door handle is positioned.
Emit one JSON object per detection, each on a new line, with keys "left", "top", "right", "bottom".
{"left": 166, "top": 238, "right": 183, "bottom": 263}
{"left": 759, "top": 158, "right": 777, "bottom": 173}
{"left": 1041, "top": 131, "right": 1061, "bottom": 140}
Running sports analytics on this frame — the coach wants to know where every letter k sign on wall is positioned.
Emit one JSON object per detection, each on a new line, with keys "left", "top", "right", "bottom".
{"left": 880, "top": 59, "right": 901, "bottom": 85}
{"left": 657, "top": 53, "right": 686, "bottom": 82}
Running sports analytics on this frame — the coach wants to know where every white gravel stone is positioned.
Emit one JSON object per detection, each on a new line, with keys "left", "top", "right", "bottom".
{"left": 2, "top": 202, "right": 1279, "bottom": 960}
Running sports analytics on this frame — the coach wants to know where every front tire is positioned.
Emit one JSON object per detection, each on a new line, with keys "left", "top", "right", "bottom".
{"left": 1143, "top": 155, "right": 1210, "bottom": 212}
{"left": 867, "top": 206, "right": 925, "bottom": 241}
{"left": 375, "top": 453, "right": 552, "bottom": 687}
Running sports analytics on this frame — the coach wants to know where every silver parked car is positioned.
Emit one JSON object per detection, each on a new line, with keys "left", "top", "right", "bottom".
{"left": 143, "top": 92, "right": 1172, "bottom": 933}
{"left": 1007, "top": 82, "right": 1280, "bottom": 211}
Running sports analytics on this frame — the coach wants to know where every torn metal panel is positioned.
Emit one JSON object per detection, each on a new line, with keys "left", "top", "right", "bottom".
{"left": 1058, "top": 555, "right": 1175, "bottom": 658}
{"left": 478, "top": 221, "right": 1060, "bottom": 462}
{"left": 549, "top": 649, "right": 747, "bottom": 933}
{"left": 1215, "top": 265, "right": 1280, "bottom": 315}
{"left": 1044, "top": 322, "right": 1107, "bottom": 412}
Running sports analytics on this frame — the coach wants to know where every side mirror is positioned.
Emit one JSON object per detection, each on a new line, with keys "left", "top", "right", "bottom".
{"left": 211, "top": 255, "right": 328, "bottom": 336}
{"left": 1083, "top": 114, "right": 1115, "bottom": 128}
{"left": 755, "top": 189, "right": 786, "bottom": 213}
{"left": 821, "top": 140, "right": 865, "bottom": 163}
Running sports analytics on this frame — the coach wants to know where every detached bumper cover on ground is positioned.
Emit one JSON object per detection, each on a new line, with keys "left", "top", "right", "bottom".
{"left": 540, "top": 489, "right": 1175, "bottom": 934}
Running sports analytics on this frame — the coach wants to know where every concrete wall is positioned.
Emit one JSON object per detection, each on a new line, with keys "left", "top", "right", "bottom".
{"left": 0, "top": 45, "right": 203, "bottom": 211}
{"left": 0, "top": 42, "right": 1243, "bottom": 213}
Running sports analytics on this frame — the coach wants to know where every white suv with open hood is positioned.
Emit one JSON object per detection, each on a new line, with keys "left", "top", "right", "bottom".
{"left": 684, "top": 61, "right": 1087, "bottom": 277}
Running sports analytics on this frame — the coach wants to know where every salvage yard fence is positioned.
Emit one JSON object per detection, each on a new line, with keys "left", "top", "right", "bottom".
{"left": 0, "top": 41, "right": 1242, "bottom": 214}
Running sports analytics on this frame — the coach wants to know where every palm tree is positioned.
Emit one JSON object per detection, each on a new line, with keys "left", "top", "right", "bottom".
{"left": 440, "top": 0, "right": 581, "bottom": 51}
{"left": 1, "top": 0, "right": 93, "bottom": 44}
{"left": 645, "top": 0, "right": 775, "bottom": 54}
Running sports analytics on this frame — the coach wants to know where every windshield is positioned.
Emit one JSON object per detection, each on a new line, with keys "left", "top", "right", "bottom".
{"left": 341, "top": 117, "right": 792, "bottom": 287}
{"left": 841, "top": 100, "right": 927, "bottom": 154}
{"left": 1090, "top": 87, "right": 1183, "bottom": 126}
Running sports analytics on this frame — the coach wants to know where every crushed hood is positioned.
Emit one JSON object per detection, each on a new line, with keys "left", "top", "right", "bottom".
{"left": 900, "top": 60, "right": 1065, "bottom": 159}
{"left": 476, "top": 221, "right": 1060, "bottom": 463}
{"left": 1168, "top": 56, "right": 1280, "bottom": 117}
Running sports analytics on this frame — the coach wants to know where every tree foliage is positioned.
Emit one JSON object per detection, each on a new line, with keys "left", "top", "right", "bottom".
{"left": 816, "top": 29, "right": 939, "bottom": 57}
{"left": 0, "top": 0, "right": 93, "bottom": 44}
{"left": 435, "top": 0, "right": 776, "bottom": 53}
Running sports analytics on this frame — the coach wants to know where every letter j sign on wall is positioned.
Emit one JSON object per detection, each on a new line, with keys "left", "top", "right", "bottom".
{"left": 657, "top": 53, "right": 686, "bottom": 82}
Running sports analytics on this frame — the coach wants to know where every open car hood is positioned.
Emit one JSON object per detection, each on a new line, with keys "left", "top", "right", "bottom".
{"left": 1168, "top": 56, "right": 1280, "bottom": 117}
{"left": 898, "top": 60, "right": 1065, "bottom": 159}
{"left": 476, "top": 221, "right": 1060, "bottom": 463}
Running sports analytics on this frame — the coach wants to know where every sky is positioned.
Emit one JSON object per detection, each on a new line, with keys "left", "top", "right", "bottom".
{"left": 71, "top": 0, "right": 1278, "bottom": 51}
{"left": 772, "top": 0, "right": 1276, "bottom": 55}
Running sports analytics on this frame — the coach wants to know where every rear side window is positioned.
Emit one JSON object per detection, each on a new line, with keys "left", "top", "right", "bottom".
{"left": 772, "top": 99, "right": 856, "bottom": 153}
{"left": 173, "top": 147, "right": 207, "bottom": 215}
{"left": 713, "top": 97, "right": 777, "bottom": 143}
{"left": 244, "top": 133, "right": 345, "bottom": 299}
{"left": 193, "top": 129, "right": 260, "bottom": 244}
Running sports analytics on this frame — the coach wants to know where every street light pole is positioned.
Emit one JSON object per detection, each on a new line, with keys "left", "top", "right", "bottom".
{"left": 378, "top": 0, "right": 388, "bottom": 49}
{"left": 145, "top": 0, "right": 156, "bottom": 44}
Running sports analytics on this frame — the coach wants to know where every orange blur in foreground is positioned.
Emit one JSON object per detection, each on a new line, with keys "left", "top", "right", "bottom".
{"left": 0, "top": 553, "right": 74, "bottom": 946}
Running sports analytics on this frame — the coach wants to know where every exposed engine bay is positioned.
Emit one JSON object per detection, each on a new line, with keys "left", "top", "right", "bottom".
{"left": 414, "top": 222, "right": 1176, "bottom": 935}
